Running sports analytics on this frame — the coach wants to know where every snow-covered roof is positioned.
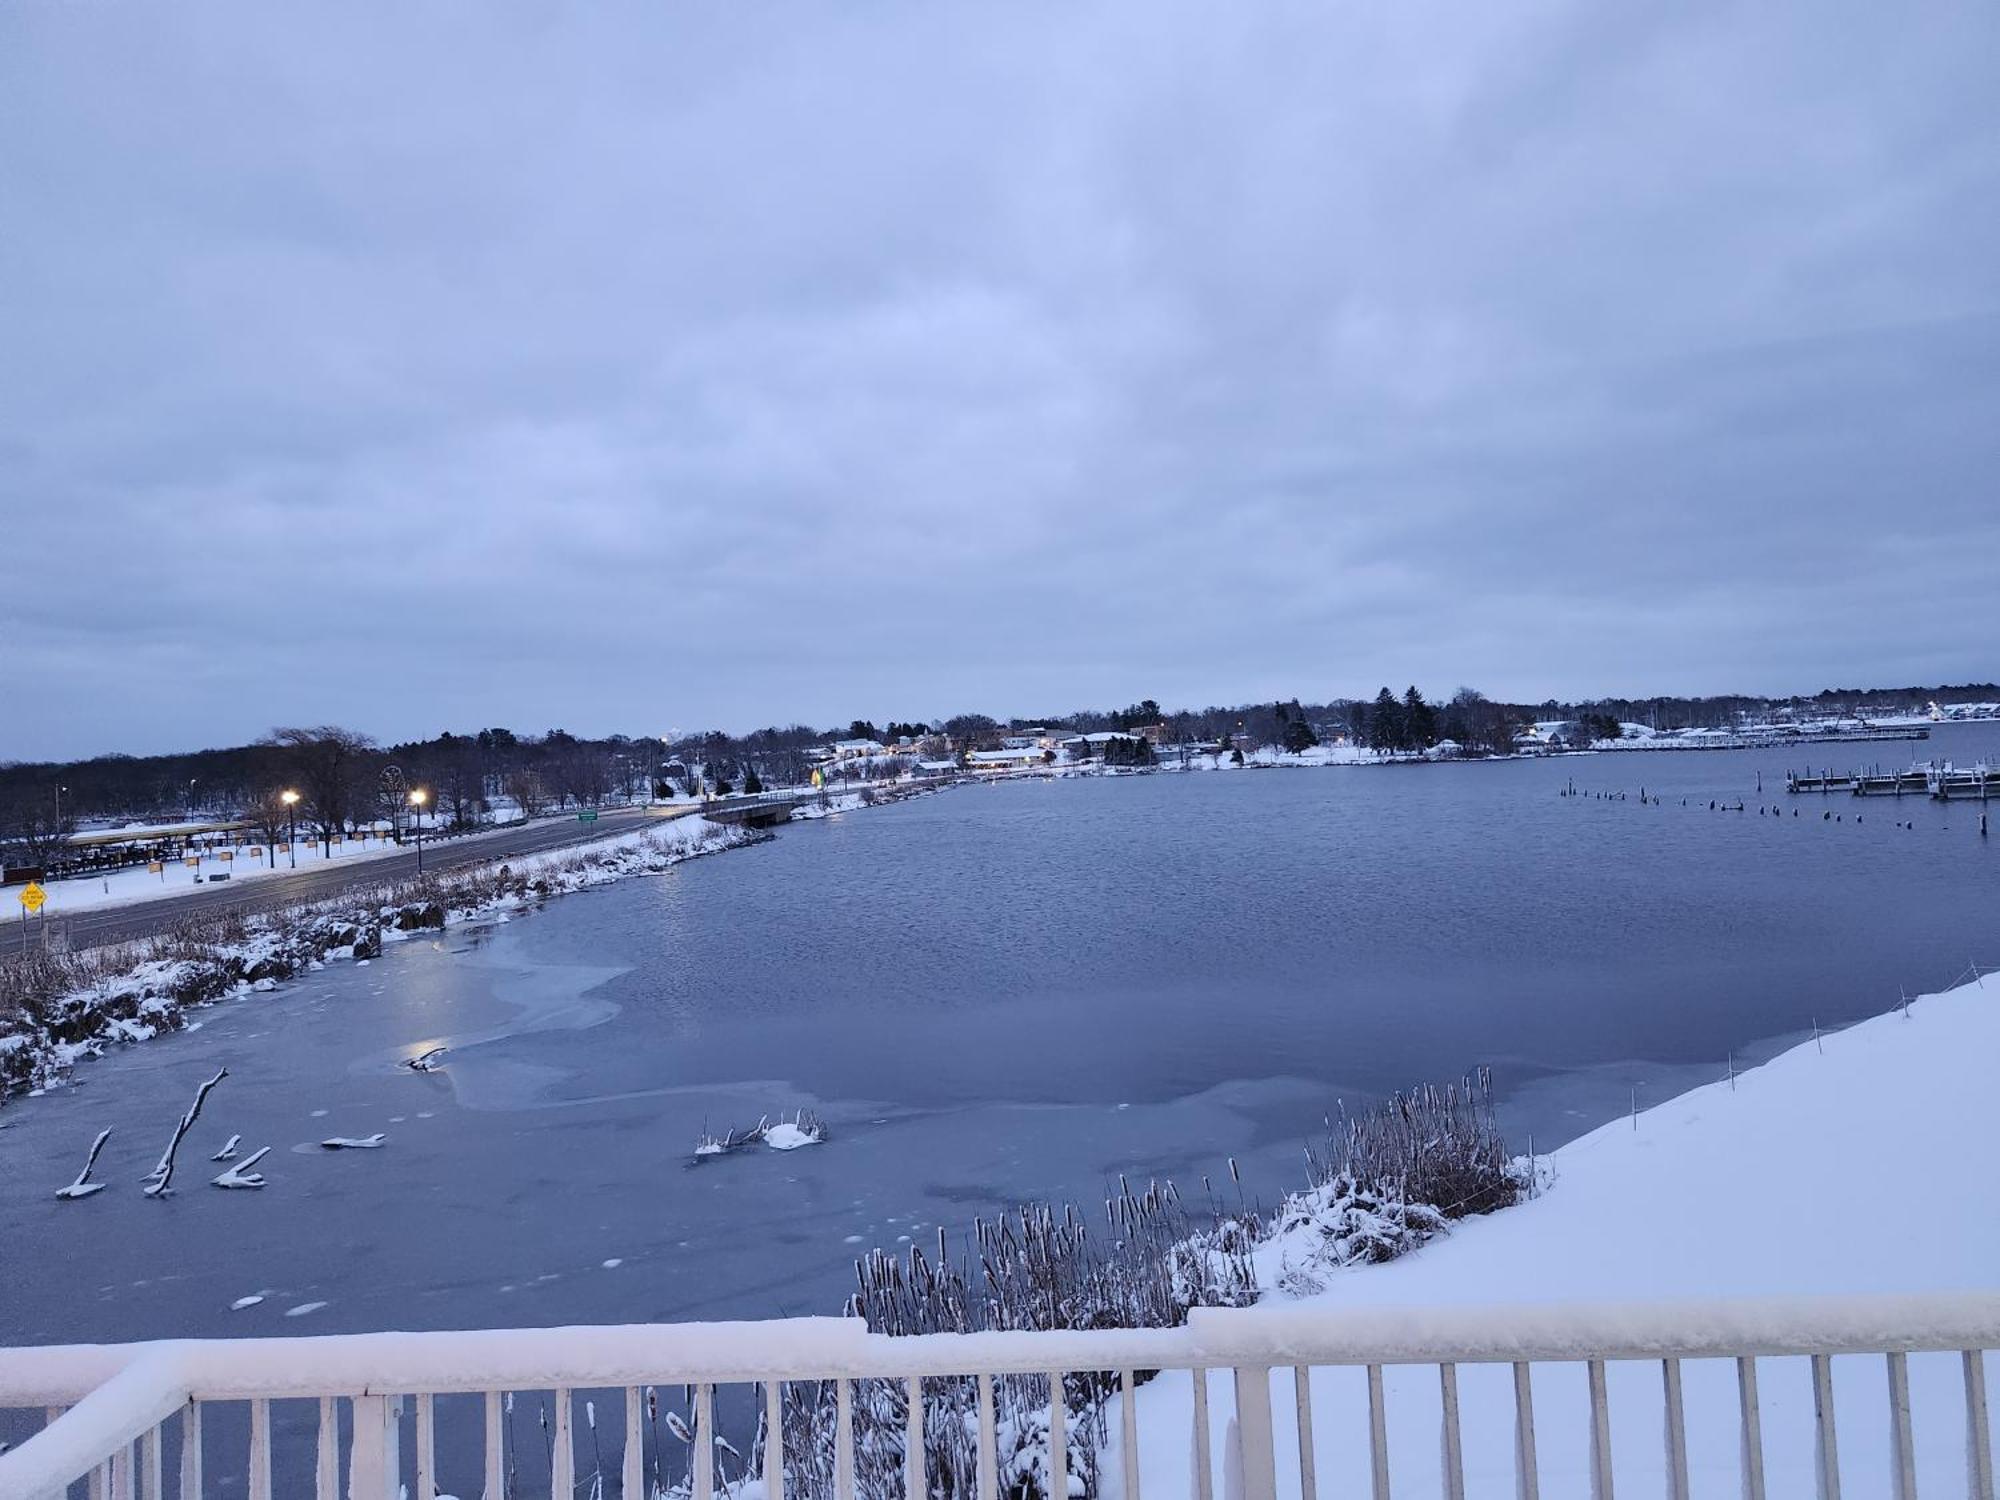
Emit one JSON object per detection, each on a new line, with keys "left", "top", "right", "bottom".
{"left": 830, "top": 739, "right": 884, "bottom": 752}
{"left": 967, "top": 748, "right": 1043, "bottom": 763}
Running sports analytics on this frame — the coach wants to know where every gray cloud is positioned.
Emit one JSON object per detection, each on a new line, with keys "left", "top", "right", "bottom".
{"left": 3, "top": 0, "right": 1997, "bottom": 758}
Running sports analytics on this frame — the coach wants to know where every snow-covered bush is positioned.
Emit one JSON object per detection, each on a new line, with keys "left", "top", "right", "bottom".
{"left": 1269, "top": 1172, "right": 1451, "bottom": 1295}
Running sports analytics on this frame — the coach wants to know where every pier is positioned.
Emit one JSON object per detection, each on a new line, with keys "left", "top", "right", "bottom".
{"left": 1786, "top": 763, "right": 1996, "bottom": 799}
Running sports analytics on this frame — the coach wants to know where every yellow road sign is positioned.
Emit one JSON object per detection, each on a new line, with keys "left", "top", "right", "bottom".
{"left": 19, "top": 882, "right": 46, "bottom": 913}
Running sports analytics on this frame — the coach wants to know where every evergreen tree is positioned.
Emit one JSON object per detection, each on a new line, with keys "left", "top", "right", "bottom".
{"left": 1283, "top": 717, "right": 1318, "bottom": 753}
{"left": 743, "top": 769, "right": 764, "bottom": 794}
{"left": 1403, "top": 686, "right": 1437, "bottom": 750}
{"left": 1368, "top": 687, "right": 1402, "bottom": 751}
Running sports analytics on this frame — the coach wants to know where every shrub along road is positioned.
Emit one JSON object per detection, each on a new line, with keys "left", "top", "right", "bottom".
{"left": 37, "top": 805, "right": 697, "bottom": 952}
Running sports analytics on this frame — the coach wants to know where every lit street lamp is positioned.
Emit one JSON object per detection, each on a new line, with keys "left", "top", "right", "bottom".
{"left": 409, "top": 788, "right": 429, "bottom": 875}
{"left": 280, "top": 789, "right": 300, "bottom": 869}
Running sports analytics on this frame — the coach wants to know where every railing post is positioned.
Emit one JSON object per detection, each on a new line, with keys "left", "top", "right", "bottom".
{"left": 140, "top": 1424, "right": 161, "bottom": 1500}
{"left": 694, "top": 1383, "right": 715, "bottom": 1500}
{"left": 625, "top": 1386, "right": 645, "bottom": 1500}
{"left": 1968, "top": 1350, "right": 1996, "bottom": 1500}
{"left": 1738, "top": 1356, "right": 1767, "bottom": 1500}
{"left": 1049, "top": 1373, "right": 1068, "bottom": 1500}
{"left": 484, "top": 1391, "right": 505, "bottom": 1500}
{"left": 1586, "top": 1359, "right": 1614, "bottom": 1500}
{"left": 1228, "top": 1366, "right": 1276, "bottom": 1500}
{"left": 1886, "top": 1352, "right": 1917, "bottom": 1500}
{"left": 181, "top": 1403, "right": 203, "bottom": 1500}
{"left": 835, "top": 1378, "right": 855, "bottom": 1500}
{"left": 249, "top": 1398, "right": 272, "bottom": 1500}
{"left": 1291, "top": 1367, "right": 1316, "bottom": 1500}
{"left": 1811, "top": 1354, "right": 1842, "bottom": 1500}
{"left": 1191, "top": 1367, "right": 1214, "bottom": 1500}
{"left": 976, "top": 1374, "right": 998, "bottom": 1500}
{"left": 904, "top": 1375, "right": 924, "bottom": 1500}
{"left": 416, "top": 1392, "right": 436, "bottom": 1500}
{"left": 1365, "top": 1364, "right": 1390, "bottom": 1500}
{"left": 349, "top": 1393, "right": 399, "bottom": 1500}
{"left": 1438, "top": 1363, "right": 1466, "bottom": 1500}
{"left": 1121, "top": 1369, "right": 1143, "bottom": 1500}
{"left": 1661, "top": 1359, "right": 1689, "bottom": 1500}
{"left": 1512, "top": 1362, "right": 1541, "bottom": 1500}
{"left": 317, "top": 1396, "right": 340, "bottom": 1500}
{"left": 765, "top": 1381, "right": 785, "bottom": 1500}
{"left": 552, "top": 1390, "right": 574, "bottom": 1500}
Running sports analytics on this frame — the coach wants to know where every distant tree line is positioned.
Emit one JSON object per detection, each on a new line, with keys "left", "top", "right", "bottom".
{"left": 7, "top": 680, "right": 1991, "bottom": 867}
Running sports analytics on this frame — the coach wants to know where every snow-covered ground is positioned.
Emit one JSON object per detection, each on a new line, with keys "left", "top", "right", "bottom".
{"left": 33, "top": 810, "right": 599, "bottom": 916}
{"left": 1124, "top": 971, "right": 2000, "bottom": 1496}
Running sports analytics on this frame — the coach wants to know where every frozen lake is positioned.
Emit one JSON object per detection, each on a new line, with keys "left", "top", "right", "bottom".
{"left": 4, "top": 724, "right": 1998, "bottom": 1348}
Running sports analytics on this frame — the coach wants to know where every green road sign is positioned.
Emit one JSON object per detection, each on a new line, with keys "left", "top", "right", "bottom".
{"left": 577, "top": 810, "right": 599, "bottom": 823}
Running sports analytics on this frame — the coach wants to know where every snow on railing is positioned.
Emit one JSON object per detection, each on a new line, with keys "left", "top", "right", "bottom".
{"left": 2, "top": 1294, "right": 1995, "bottom": 1500}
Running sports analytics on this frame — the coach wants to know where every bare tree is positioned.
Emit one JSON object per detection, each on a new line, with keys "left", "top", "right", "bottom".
{"left": 0, "top": 782, "right": 76, "bottom": 872}
{"left": 267, "top": 726, "right": 376, "bottom": 856}
{"left": 502, "top": 767, "right": 548, "bottom": 819}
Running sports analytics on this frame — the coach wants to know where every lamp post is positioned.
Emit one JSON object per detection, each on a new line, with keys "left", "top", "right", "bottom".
{"left": 409, "top": 789, "right": 428, "bottom": 875}
{"left": 281, "top": 790, "right": 300, "bottom": 869}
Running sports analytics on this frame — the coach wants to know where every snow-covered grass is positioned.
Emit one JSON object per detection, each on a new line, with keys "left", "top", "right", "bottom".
{"left": 1119, "top": 967, "right": 2000, "bottom": 1497}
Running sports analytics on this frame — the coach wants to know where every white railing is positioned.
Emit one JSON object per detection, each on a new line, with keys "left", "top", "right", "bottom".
{"left": 2, "top": 1294, "right": 1995, "bottom": 1500}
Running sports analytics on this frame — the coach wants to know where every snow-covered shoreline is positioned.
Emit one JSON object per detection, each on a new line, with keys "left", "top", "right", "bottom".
{"left": 1123, "top": 966, "right": 2000, "bottom": 1495}
{"left": 0, "top": 817, "right": 779, "bottom": 1100}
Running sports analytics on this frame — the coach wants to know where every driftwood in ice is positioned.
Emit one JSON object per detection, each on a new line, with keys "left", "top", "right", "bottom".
{"left": 403, "top": 1046, "right": 448, "bottom": 1073}
{"left": 56, "top": 1129, "right": 112, "bottom": 1200}
{"left": 142, "top": 1068, "right": 228, "bottom": 1198}
{"left": 211, "top": 1133, "right": 242, "bottom": 1162}
{"left": 212, "top": 1146, "right": 272, "bottom": 1190}
{"left": 319, "top": 1134, "right": 386, "bottom": 1150}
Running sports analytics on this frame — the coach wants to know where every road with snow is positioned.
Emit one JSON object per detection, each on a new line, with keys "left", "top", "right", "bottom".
{"left": 45, "top": 805, "right": 696, "bottom": 951}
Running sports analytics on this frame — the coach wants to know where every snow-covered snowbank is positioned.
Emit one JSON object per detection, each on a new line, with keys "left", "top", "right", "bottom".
{"left": 0, "top": 818, "right": 755, "bottom": 1099}
{"left": 1124, "top": 970, "right": 2000, "bottom": 1496}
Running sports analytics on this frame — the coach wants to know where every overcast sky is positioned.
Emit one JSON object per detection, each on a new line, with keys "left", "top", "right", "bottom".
{"left": 3, "top": 2, "right": 1996, "bottom": 761}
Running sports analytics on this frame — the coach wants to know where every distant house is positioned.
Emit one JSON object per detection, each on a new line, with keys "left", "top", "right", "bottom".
{"left": 828, "top": 738, "right": 885, "bottom": 760}
{"left": 966, "top": 748, "right": 1048, "bottom": 770}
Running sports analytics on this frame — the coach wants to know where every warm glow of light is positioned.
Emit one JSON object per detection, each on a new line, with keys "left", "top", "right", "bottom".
{"left": 280, "top": 789, "right": 300, "bottom": 805}
{"left": 409, "top": 789, "right": 429, "bottom": 806}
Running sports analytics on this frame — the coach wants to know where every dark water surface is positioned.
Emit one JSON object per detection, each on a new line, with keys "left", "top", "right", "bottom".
{"left": 4, "top": 726, "right": 1997, "bottom": 1349}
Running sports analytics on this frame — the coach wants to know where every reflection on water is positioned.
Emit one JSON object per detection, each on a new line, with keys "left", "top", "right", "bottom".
{"left": 2, "top": 723, "right": 1997, "bottom": 1349}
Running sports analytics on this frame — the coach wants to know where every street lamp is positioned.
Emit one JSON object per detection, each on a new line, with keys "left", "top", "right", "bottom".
{"left": 280, "top": 790, "right": 300, "bottom": 869}
{"left": 409, "top": 788, "right": 428, "bottom": 875}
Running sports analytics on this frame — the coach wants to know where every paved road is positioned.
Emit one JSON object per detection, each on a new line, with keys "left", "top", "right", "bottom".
{"left": 48, "top": 805, "right": 700, "bottom": 952}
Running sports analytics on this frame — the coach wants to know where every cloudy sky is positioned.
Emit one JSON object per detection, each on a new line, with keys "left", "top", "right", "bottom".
{"left": 3, "top": 2, "right": 1996, "bottom": 760}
